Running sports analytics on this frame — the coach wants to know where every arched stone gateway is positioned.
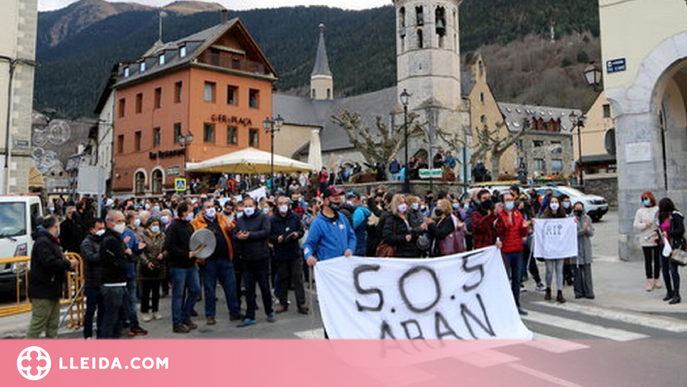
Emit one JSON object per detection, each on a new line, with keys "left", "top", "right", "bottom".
{"left": 606, "top": 31, "right": 687, "bottom": 260}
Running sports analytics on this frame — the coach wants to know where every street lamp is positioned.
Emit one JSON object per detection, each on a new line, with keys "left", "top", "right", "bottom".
{"left": 584, "top": 63, "right": 603, "bottom": 92}
{"left": 400, "top": 89, "right": 411, "bottom": 193}
{"left": 263, "top": 115, "right": 284, "bottom": 195}
{"left": 178, "top": 132, "right": 194, "bottom": 182}
{"left": 569, "top": 111, "right": 587, "bottom": 186}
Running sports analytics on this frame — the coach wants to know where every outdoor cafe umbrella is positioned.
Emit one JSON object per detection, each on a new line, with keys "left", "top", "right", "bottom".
{"left": 185, "top": 147, "right": 317, "bottom": 174}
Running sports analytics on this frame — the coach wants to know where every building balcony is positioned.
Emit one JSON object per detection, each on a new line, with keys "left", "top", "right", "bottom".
{"left": 197, "top": 52, "right": 268, "bottom": 76}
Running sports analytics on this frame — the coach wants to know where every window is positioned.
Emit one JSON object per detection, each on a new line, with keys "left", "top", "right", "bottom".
{"left": 551, "top": 140, "right": 562, "bottom": 154}
{"left": 480, "top": 92, "right": 485, "bottom": 104}
{"left": 153, "top": 127, "right": 161, "bottom": 147}
{"left": 118, "top": 98, "right": 126, "bottom": 118}
{"left": 415, "top": 6, "right": 424, "bottom": 25}
{"left": 249, "top": 128, "right": 259, "bottom": 147}
{"left": 480, "top": 115, "right": 487, "bottom": 124}
{"left": 603, "top": 104, "right": 611, "bottom": 118}
{"left": 227, "top": 85, "right": 238, "bottom": 105}
{"left": 311, "top": 89, "right": 316, "bottom": 99}
{"left": 435, "top": 7, "right": 446, "bottom": 37}
{"left": 399, "top": 7, "right": 406, "bottom": 29}
{"left": 203, "top": 123, "right": 215, "bottom": 143}
{"left": 227, "top": 126, "right": 238, "bottom": 145}
{"left": 124, "top": 67, "right": 130, "bottom": 78}
{"left": 417, "top": 29, "right": 424, "bottom": 49}
{"left": 154, "top": 87, "right": 162, "bottom": 109}
{"left": 135, "top": 131, "right": 142, "bottom": 151}
{"left": 204, "top": 82, "right": 216, "bottom": 102}
{"left": 516, "top": 140, "right": 523, "bottom": 151}
{"left": 534, "top": 158, "right": 545, "bottom": 171}
{"left": 117, "top": 135, "right": 124, "bottom": 153}
{"left": 552, "top": 159, "right": 563, "bottom": 172}
{"left": 158, "top": 54, "right": 165, "bottom": 66}
{"left": 140, "top": 62, "right": 146, "bottom": 72}
{"left": 179, "top": 45, "right": 187, "bottom": 58}
{"left": 249, "top": 89, "right": 260, "bottom": 108}
{"left": 173, "top": 123, "right": 182, "bottom": 144}
{"left": 151, "top": 169, "right": 163, "bottom": 194}
{"left": 135, "top": 93, "right": 143, "bottom": 114}
{"left": 533, "top": 140, "right": 544, "bottom": 148}
{"left": 134, "top": 171, "right": 145, "bottom": 196}
{"left": 327, "top": 88, "right": 331, "bottom": 99}
{"left": 174, "top": 81, "right": 182, "bottom": 103}
{"left": 0, "top": 203, "right": 27, "bottom": 238}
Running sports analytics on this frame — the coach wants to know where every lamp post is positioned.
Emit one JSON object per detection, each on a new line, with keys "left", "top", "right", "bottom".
{"left": 178, "top": 132, "right": 194, "bottom": 184}
{"left": 569, "top": 111, "right": 587, "bottom": 186}
{"left": 583, "top": 63, "right": 603, "bottom": 92}
{"left": 400, "top": 89, "right": 411, "bottom": 193}
{"left": 263, "top": 115, "right": 284, "bottom": 195}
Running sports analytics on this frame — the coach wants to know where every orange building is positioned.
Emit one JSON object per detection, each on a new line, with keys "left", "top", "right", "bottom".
{"left": 111, "top": 17, "right": 278, "bottom": 196}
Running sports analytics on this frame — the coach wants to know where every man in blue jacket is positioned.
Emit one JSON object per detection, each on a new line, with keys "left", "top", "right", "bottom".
{"left": 270, "top": 196, "right": 307, "bottom": 314}
{"left": 304, "top": 186, "right": 356, "bottom": 266}
{"left": 347, "top": 192, "right": 371, "bottom": 256}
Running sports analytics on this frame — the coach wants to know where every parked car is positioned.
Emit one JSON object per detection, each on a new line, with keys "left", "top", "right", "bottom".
{"left": 535, "top": 186, "right": 608, "bottom": 221}
{"left": 0, "top": 195, "right": 43, "bottom": 299}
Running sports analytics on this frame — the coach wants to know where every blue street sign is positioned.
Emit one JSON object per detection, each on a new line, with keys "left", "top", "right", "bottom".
{"left": 175, "top": 178, "right": 187, "bottom": 192}
{"left": 606, "top": 58, "right": 627, "bottom": 74}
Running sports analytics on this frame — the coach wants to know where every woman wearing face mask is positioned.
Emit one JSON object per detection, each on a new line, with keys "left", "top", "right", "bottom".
{"left": 633, "top": 192, "right": 661, "bottom": 291}
{"left": 559, "top": 194, "right": 574, "bottom": 286}
{"left": 406, "top": 195, "right": 424, "bottom": 228}
{"left": 540, "top": 197, "right": 569, "bottom": 303}
{"left": 657, "top": 197, "right": 683, "bottom": 305}
{"left": 572, "top": 202, "right": 595, "bottom": 299}
{"left": 139, "top": 218, "right": 167, "bottom": 322}
{"left": 382, "top": 194, "right": 425, "bottom": 258}
{"left": 429, "top": 199, "right": 465, "bottom": 257}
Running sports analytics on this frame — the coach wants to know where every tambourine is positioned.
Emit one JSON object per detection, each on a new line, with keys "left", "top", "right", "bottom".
{"left": 190, "top": 228, "right": 217, "bottom": 259}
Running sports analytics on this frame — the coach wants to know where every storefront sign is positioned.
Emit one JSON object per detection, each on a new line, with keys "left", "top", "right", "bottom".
{"left": 606, "top": 58, "right": 626, "bottom": 74}
{"left": 211, "top": 114, "right": 253, "bottom": 126}
{"left": 166, "top": 166, "right": 181, "bottom": 176}
{"left": 149, "top": 149, "right": 185, "bottom": 160}
{"left": 419, "top": 168, "right": 443, "bottom": 179}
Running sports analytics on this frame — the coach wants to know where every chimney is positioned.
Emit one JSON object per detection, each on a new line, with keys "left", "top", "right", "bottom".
{"left": 220, "top": 9, "right": 229, "bottom": 24}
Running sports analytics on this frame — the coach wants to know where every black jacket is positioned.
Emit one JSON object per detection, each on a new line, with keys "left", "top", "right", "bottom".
{"left": 100, "top": 229, "right": 129, "bottom": 284}
{"left": 80, "top": 234, "right": 103, "bottom": 288}
{"left": 234, "top": 212, "right": 271, "bottom": 261}
{"left": 164, "top": 219, "right": 195, "bottom": 268}
{"left": 668, "top": 211, "right": 686, "bottom": 249}
{"left": 270, "top": 211, "right": 304, "bottom": 261}
{"left": 367, "top": 196, "right": 389, "bottom": 255}
{"left": 429, "top": 216, "right": 456, "bottom": 257}
{"left": 28, "top": 228, "right": 70, "bottom": 300}
{"left": 383, "top": 214, "right": 422, "bottom": 258}
{"left": 60, "top": 216, "right": 85, "bottom": 254}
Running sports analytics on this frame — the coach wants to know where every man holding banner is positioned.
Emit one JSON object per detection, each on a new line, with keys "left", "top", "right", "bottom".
{"left": 303, "top": 186, "right": 356, "bottom": 267}
{"left": 495, "top": 193, "right": 531, "bottom": 316}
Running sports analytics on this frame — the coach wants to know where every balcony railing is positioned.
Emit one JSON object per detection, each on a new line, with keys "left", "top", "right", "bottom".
{"left": 197, "top": 52, "right": 268, "bottom": 75}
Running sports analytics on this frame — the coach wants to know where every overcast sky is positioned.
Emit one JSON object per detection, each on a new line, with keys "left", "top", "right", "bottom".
{"left": 38, "top": 0, "right": 391, "bottom": 12}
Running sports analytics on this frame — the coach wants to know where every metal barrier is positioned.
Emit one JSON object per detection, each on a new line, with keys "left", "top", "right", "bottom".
{"left": 0, "top": 253, "right": 85, "bottom": 330}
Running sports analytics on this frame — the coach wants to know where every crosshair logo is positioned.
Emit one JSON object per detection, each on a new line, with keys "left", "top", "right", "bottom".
{"left": 17, "top": 346, "right": 51, "bottom": 381}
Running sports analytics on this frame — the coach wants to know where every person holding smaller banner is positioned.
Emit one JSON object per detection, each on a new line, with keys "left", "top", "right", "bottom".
{"left": 495, "top": 193, "right": 531, "bottom": 315}
{"left": 540, "top": 197, "right": 569, "bottom": 303}
{"left": 572, "top": 202, "right": 595, "bottom": 299}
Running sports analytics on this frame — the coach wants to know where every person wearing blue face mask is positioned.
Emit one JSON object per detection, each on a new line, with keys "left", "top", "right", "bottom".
{"left": 138, "top": 218, "right": 166, "bottom": 322}
{"left": 634, "top": 192, "right": 661, "bottom": 291}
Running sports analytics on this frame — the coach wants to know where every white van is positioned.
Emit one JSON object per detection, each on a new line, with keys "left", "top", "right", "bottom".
{"left": 0, "top": 195, "right": 43, "bottom": 297}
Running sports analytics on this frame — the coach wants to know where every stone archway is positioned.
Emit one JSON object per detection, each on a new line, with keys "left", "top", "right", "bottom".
{"left": 606, "top": 31, "right": 687, "bottom": 260}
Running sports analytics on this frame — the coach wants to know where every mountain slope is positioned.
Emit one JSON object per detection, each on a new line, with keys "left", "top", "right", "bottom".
{"left": 34, "top": 0, "right": 601, "bottom": 118}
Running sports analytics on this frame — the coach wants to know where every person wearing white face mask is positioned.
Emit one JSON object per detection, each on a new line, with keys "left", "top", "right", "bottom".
{"left": 80, "top": 218, "right": 107, "bottom": 338}
{"left": 539, "top": 197, "right": 570, "bottom": 304}
{"left": 269, "top": 196, "right": 307, "bottom": 314}
{"left": 164, "top": 202, "right": 201, "bottom": 333}
{"left": 190, "top": 200, "right": 242, "bottom": 325}
{"left": 138, "top": 218, "right": 166, "bottom": 322}
{"left": 382, "top": 194, "right": 426, "bottom": 258}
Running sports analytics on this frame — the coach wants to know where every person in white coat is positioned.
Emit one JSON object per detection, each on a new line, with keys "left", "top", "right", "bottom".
{"left": 633, "top": 192, "right": 661, "bottom": 291}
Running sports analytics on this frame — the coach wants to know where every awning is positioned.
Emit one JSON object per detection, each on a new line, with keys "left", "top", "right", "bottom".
{"left": 186, "top": 147, "right": 317, "bottom": 174}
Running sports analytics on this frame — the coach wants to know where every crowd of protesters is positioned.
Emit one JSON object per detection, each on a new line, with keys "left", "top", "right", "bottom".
{"left": 24, "top": 169, "right": 683, "bottom": 338}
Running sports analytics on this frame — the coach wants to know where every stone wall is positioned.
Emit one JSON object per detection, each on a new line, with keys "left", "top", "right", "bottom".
{"left": 582, "top": 173, "right": 618, "bottom": 209}
{"left": 341, "top": 180, "right": 467, "bottom": 198}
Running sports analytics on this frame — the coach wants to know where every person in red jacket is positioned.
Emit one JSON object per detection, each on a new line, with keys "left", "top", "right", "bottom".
{"left": 495, "top": 193, "right": 531, "bottom": 316}
{"left": 471, "top": 190, "right": 503, "bottom": 250}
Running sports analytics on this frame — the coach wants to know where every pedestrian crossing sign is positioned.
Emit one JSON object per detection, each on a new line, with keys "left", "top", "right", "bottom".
{"left": 175, "top": 178, "right": 187, "bottom": 192}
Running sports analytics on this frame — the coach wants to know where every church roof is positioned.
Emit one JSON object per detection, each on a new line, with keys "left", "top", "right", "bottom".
{"left": 498, "top": 102, "right": 581, "bottom": 133}
{"left": 311, "top": 24, "right": 332, "bottom": 77}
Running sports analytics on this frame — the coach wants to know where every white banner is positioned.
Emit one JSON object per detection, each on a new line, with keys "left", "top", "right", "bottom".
{"left": 314, "top": 247, "right": 533, "bottom": 340}
{"left": 247, "top": 186, "right": 266, "bottom": 201}
{"left": 533, "top": 218, "right": 578, "bottom": 260}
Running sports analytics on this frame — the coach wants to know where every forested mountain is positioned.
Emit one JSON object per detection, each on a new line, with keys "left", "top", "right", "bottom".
{"left": 34, "top": 0, "right": 601, "bottom": 117}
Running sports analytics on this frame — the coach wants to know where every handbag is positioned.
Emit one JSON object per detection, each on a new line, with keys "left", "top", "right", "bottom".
{"left": 670, "top": 249, "right": 687, "bottom": 266}
{"left": 438, "top": 217, "right": 466, "bottom": 256}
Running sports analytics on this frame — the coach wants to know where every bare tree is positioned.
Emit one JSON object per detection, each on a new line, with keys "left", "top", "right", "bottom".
{"left": 474, "top": 120, "right": 530, "bottom": 176}
{"left": 331, "top": 110, "right": 423, "bottom": 165}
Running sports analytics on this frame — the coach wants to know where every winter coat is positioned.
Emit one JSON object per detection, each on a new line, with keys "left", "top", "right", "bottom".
{"left": 633, "top": 206, "right": 659, "bottom": 247}
{"left": 234, "top": 211, "right": 271, "bottom": 261}
{"left": 429, "top": 215, "right": 456, "bottom": 257}
{"left": 270, "top": 211, "right": 304, "bottom": 261}
{"left": 191, "top": 213, "right": 235, "bottom": 261}
{"left": 164, "top": 219, "right": 195, "bottom": 269}
{"left": 495, "top": 210, "right": 529, "bottom": 253}
{"left": 303, "top": 212, "right": 356, "bottom": 262}
{"left": 575, "top": 214, "right": 594, "bottom": 265}
{"left": 100, "top": 229, "right": 129, "bottom": 285}
{"left": 383, "top": 214, "right": 421, "bottom": 258}
{"left": 28, "top": 228, "right": 70, "bottom": 300}
{"left": 352, "top": 206, "right": 371, "bottom": 255}
{"left": 139, "top": 230, "right": 167, "bottom": 281}
{"left": 80, "top": 234, "right": 103, "bottom": 288}
{"left": 60, "top": 216, "right": 85, "bottom": 253}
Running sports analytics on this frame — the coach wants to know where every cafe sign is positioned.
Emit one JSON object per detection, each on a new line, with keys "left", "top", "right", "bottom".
{"left": 211, "top": 114, "right": 253, "bottom": 126}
